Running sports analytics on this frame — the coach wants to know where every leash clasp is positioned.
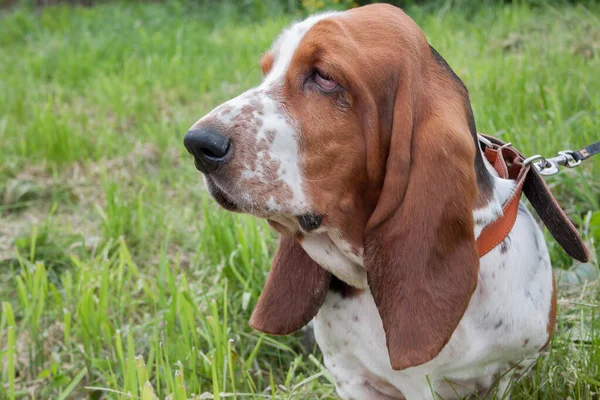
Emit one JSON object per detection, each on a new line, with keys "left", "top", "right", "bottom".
{"left": 524, "top": 150, "right": 583, "bottom": 176}
{"left": 523, "top": 154, "right": 560, "bottom": 176}
{"left": 557, "top": 150, "right": 582, "bottom": 168}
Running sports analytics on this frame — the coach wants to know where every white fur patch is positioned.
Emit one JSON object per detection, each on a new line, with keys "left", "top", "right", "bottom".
{"left": 301, "top": 233, "right": 367, "bottom": 289}
{"left": 264, "top": 12, "right": 341, "bottom": 86}
{"left": 473, "top": 146, "right": 517, "bottom": 237}
{"left": 260, "top": 96, "right": 306, "bottom": 207}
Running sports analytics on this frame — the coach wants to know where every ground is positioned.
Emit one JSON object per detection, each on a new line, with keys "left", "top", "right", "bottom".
{"left": 0, "top": 1, "right": 599, "bottom": 399}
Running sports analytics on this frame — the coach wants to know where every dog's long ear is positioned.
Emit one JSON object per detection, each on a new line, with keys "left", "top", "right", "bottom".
{"left": 363, "top": 49, "right": 481, "bottom": 371}
{"left": 250, "top": 234, "right": 331, "bottom": 335}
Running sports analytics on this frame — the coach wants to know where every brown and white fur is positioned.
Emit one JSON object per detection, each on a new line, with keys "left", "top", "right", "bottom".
{"left": 184, "top": 4, "right": 555, "bottom": 399}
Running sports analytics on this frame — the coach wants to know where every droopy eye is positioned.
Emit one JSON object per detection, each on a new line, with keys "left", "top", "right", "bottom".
{"left": 314, "top": 69, "right": 338, "bottom": 92}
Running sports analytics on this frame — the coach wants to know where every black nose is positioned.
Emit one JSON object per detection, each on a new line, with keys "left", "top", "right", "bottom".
{"left": 184, "top": 127, "right": 231, "bottom": 173}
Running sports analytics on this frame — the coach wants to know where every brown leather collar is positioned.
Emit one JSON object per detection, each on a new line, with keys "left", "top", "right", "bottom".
{"left": 476, "top": 135, "right": 589, "bottom": 263}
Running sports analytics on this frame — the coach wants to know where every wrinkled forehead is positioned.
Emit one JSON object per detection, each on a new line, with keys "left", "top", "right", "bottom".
{"left": 262, "top": 6, "right": 426, "bottom": 88}
{"left": 263, "top": 12, "right": 341, "bottom": 84}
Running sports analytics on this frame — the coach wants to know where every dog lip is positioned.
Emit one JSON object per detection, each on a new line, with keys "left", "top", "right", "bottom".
{"left": 205, "top": 177, "right": 240, "bottom": 212}
{"left": 297, "top": 213, "right": 323, "bottom": 231}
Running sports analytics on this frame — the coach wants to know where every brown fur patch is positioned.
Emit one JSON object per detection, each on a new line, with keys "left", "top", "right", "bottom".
{"left": 260, "top": 52, "right": 274, "bottom": 75}
{"left": 541, "top": 273, "right": 557, "bottom": 350}
{"left": 250, "top": 235, "right": 331, "bottom": 334}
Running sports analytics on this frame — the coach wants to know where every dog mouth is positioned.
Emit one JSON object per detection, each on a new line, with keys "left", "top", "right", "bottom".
{"left": 204, "top": 176, "right": 281, "bottom": 217}
{"left": 204, "top": 177, "right": 240, "bottom": 212}
{"left": 204, "top": 177, "right": 323, "bottom": 232}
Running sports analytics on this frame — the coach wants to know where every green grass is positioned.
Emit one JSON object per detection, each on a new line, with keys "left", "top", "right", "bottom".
{"left": 0, "top": 1, "right": 599, "bottom": 399}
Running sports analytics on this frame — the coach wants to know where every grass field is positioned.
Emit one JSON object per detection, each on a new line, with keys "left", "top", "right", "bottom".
{"left": 1, "top": 1, "right": 600, "bottom": 399}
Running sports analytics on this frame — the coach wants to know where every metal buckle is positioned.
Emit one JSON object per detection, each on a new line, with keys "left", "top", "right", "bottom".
{"left": 477, "top": 134, "right": 493, "bottom": 148}
{"left": 523, "top": 155, "right": 560, "bottom": 176}
{"left": 558, "top": 150, "right": 581, "bottom": 168}
{"left": 523, "top": 154, "right": 545, "bottom": 166}
{"left": 537, "top": 159, "right": 560, "bottom": 175}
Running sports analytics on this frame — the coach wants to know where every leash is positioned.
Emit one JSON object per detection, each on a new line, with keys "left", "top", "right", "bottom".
{"left": 478, "top": 135, "right": 600, "bottom": 176}
{"left": 522, "top": 141, "right": 600, "bottom": 176}
{"left": 476, "top": 134, "right": 596, "bottom": 263}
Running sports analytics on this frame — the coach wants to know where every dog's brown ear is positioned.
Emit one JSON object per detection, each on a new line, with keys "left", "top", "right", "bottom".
{"left": 362, "top": 46, "right": 481, "bottom": 369}
{"left": 364, "top": 119, "right": 480, "bottom": 370}
{"left": 250, "top": 234, "right": 331, "bottom": 335}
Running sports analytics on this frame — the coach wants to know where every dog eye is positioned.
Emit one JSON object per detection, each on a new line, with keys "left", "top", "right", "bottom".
{"left": 314, "top": 69, "right": 338, "bottom": 92}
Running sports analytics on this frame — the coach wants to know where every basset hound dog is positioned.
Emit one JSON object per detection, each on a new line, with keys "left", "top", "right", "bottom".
{"left": 184, "top": 4, "right": 564, "bottom": 399}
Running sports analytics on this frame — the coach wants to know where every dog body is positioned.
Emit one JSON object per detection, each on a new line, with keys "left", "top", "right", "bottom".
{"left": 184, "top": 5, "right": 557, "bottom": 399}
{"left": 314, "top": 198, "right": 554, "bottom": 399}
